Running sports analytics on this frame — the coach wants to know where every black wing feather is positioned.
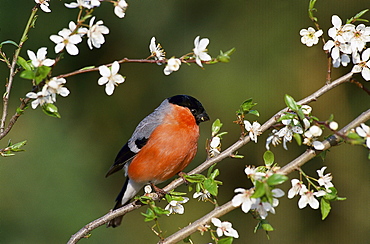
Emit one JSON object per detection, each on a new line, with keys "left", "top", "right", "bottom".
{"left": 105, "top": 142, "right": 136, "bottom": 177}
{"left": 105, "top": 138, "right": 149, "bottom": 178}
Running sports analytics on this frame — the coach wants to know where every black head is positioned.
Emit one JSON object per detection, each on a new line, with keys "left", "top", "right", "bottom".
{"left": 168, "top": 95, "right": 210, "bottom": 124}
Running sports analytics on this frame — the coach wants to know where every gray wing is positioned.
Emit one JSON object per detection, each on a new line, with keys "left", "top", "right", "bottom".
{"left": 105, "top": 99, "right": 170, "bottom": 177}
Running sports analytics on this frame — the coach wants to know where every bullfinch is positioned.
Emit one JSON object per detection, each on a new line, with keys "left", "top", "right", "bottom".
{"left": 105, "top": 95, "right": 209, "bottom": 228}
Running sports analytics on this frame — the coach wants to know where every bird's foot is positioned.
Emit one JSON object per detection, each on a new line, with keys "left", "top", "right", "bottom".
{"left": 150, "top": 183, "right": 167, "bottom": 196}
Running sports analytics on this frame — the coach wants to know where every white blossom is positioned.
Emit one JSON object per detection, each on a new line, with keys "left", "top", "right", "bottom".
{"left": 27, "top": 47, "right": 55, "bottom": 67}
{"left": 211, "top": 218, "right": 239, "bottom": 238}
{"left": 277, "top": 119, "right": 303, "bottom": 150}
{"left": 68, "top": 21, "right": 88, "bottom": 37}
{"left": 35, "top": 0, "right": 51, "bottom": 13}
{"left": 87, "top": 17, "right": 109, "bottom": 49}
{"left": 251, "top": 188, "right": 284, "bottom": 219}
{"left": 163, "top": 58, "right": 181, "bottom": 75}
{"left": 244, "top": 166, "right": 266, "bottom": 181}
{"left": 303, "top": 125, "right": 324, "bottom": 150}
{"left": 193, "top": 190, "right": 211, "bottom": 201}
{"left": 43, "top": 77, "right": 70, "bottom": 102}
{"left": 114, "top": 0, "right": 128, "bottom": 18}
{"left": 288, "top": 179, "right": 307, "bottom": 199}
{"left": 316, "top": 166, "right": 334, "bottom": 190}
{"left": 266, "top": 129, "right": 281, "bottom": 150}
{"left": 300, "top": 27, "right": 323, "bottom": 47}
{"left": 352, "top": 49, "right": 370, "bottom": 81}
{"left": 209, "top": 136, "right": 221, "bottom": 157}
{"left": 329, "top": 121, "right": 339, "bottom": 130}
{"left": 232, "top": 188, "right": 256, "bottom": 214}
{"left": 26, "top": 91, "right": 53, "bottom": 109}
{"left": 301, "top": 105, "right": 312, "bottom": 115}
{"left": 356, "top": 123, "right": 370, "bottom": 149}
{"left": 244, "top": 120, "right": 262, "bottom": 143}
{"left": 348, "top": 24, "right": 370, "bottom": 53}
{"left": 165, "top": 197, "right": 189, "bottom": 215}
{"left": 298, "top": 191, "right": 322, "bottom": 209}
{"left": 98, "top": 61, "right": 125, "bottom": 95}
{"left": 50, "top": 28, "right": 82, "bottom": 55}
{"left": 65, "top": 0, "right": 100, "bottom": 9}
{"left": 193, "top": 36, "right": 212, "bottom": 67}
{"left": 149, "top": 37, "right": 165, "bottom": 61}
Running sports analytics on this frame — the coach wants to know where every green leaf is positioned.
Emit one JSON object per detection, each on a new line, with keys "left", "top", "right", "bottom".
{"left": 263, "top": 150, "right": 274, "bottom": 167}
{"left": 293, "top": 133, "right": 302, "bottom": 146}
{"left": 152, "top": 205, "right": 169, "bottom": 216}
{"left": 320, "top": 198, "right": 331, "bottom": 220}
{"left": 184, "top": 174, "right": 205, "bottom": 183}
{"left": 284, "top": 94, "right": 299, "bottom": 112}
{"left": 248, "top": 110, "right": 260, "bottom": 117}
{"left": 240, "top": 98, "right": 257, "bottom": 112}
{"left": 252, "top": 181, "right": 265, "bottom": 198}
{"left": 17, "top": 56, "right": 33, "bottom": 71}
{"left": 0, "top": 40, "right": 19, "bottom": 48}
{"left": 261, "top": 219, "right": 274, "bottom": 231}
{"left": 209, "top": 168, "right": 219, "bottom": 180}
{"left": 218, "top": 237, "right": 234, "bottom": 244}
{"left": 35, "top": 66, "right": 52, "bottom": 84}
{"left": 216, "top": 47, "right": 236, "bottom": 63}
{"left": 20, "top": 70, "right": 36, "bottom": 80}
{"left": 212, "top": 119, "right": 223, "bottom": 136}
{"left": 216, "top": 132, "right": 228, "bottom": 137}
{"left": 80, "top": 65, "right": 95, "bottom": 70}
{"left": 204, "top": 178, "right": 218, "bottom": 196}
{"left": 266, "top": 174, "right": 288, "bottom": 186}
{"left": 42, "top": 103, "right": 61, "bottom": 118}
{"left": 8, "top": 140, "right": 27, "bottom": 151}
{"left": 278, "top": 113, "right": 295, "bottom": 121}
{"left": 347, "top": 9, "right": 369, "bottom": 24}
{"left": 169, "top": 191, "right": 187, "bottom": 196}
{"left": 254, "top": 219, "right": 274, "bottom": 233}
{"left": 141, "top": 208, "right": 156, "bottom": 222}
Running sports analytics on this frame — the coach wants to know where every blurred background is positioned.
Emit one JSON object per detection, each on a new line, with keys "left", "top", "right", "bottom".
{"left": 0, "top": 0, "right": 369, "bottom": 243}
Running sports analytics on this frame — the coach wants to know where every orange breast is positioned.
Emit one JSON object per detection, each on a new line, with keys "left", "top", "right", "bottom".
{"left": 127, "top": 105, "right": 199, "bottom": 183}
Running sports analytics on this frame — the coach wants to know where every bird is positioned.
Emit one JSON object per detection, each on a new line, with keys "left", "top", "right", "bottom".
{"left": 105, "top": 95, "right": 209, "bottom": 228}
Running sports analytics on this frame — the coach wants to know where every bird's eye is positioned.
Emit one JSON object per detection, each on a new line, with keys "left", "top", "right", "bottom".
{"left": 190, "top": 108, "right": 197, "bottom": 114}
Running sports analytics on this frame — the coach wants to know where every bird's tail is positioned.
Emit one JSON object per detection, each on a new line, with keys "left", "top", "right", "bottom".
{"left": 107, "top": 178, "right": 144, "bottom": 228}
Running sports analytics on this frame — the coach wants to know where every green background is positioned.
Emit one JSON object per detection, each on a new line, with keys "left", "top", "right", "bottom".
{"left": 0, "top": 0, "right": 369, "bottom": 243}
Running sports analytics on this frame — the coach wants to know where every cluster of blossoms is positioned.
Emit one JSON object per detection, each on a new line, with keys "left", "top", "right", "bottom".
{"left": 26, "top": 76, "right": 70, "bottom": 109}
{"left": 300, "top": 15, "right": 370, "bottom": 81}
{"left": 232, "top": 166, "right": 285, "bottom": 219}
{"left": 35, "top": 0, "right": 128, "bottom": 18}
{"left": 49, "top": 17, "right": 109, "bottom": 55}
{"left": 44, "top": 0, "right": 128, "bottom": 55}
{"left": 26, "top": 0, "right": 129, "bottom": 102}
{"left": 25, "top": 47, "right": 70, "bottom": 109}
{"left": 149, "top": 36, "right": 212, "bottom": 75}
{"left": 265, "top": 105, "right": 336, "bottom": 150}
{"left": 288, "top": 166, "right": 334, "bottom": 209}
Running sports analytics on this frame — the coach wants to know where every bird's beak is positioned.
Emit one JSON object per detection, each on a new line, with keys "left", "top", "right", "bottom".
{"left": 197, "top": 112, "right": 210, "bottom": 124}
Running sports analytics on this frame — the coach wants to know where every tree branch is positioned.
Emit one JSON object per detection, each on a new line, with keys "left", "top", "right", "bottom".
{"left": 67, "top": 72, "right": 354, "bottom": 244}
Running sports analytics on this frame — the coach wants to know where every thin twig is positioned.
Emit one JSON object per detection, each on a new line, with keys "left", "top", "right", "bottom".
{"left": 67, "top": 72, "right": 354, "bottom": 244}
{"left": 0, "top": 7, "right": 38, "bottom": 134}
